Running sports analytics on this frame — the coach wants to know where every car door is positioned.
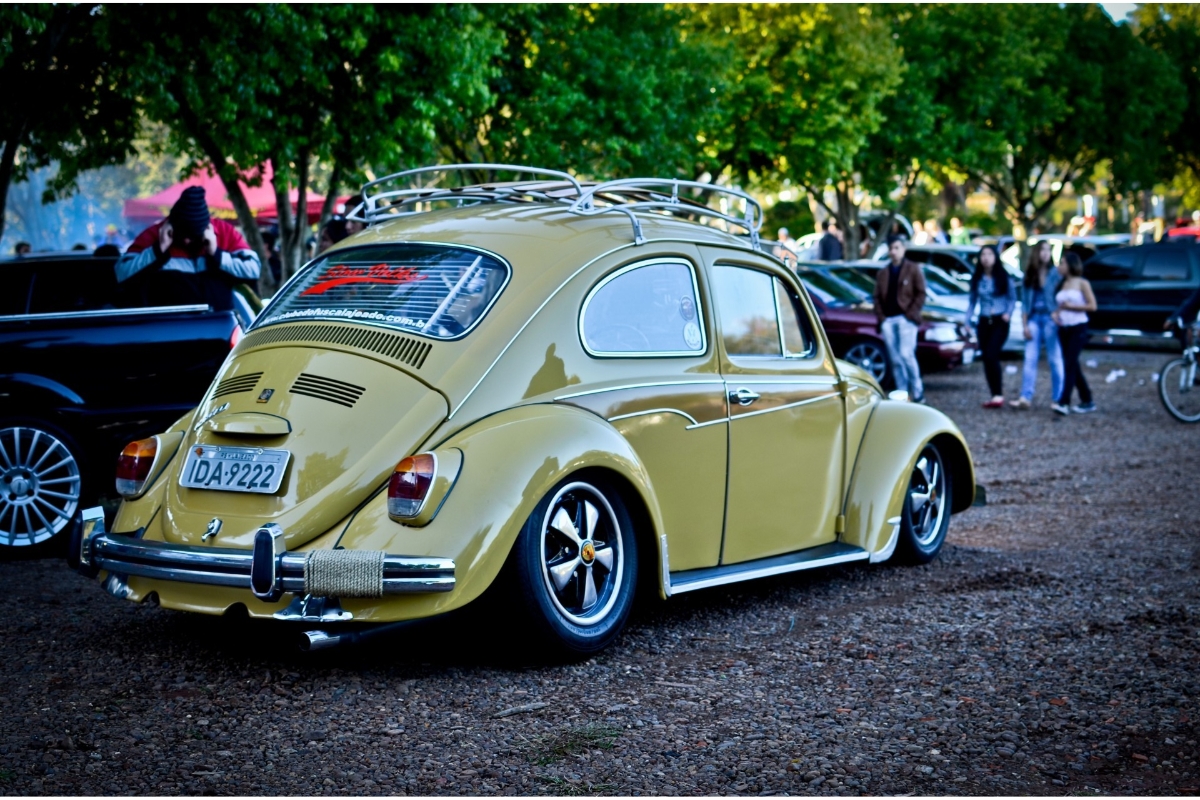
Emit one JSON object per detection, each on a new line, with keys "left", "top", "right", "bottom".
{"left": 565, "top": 253, "right": 729, "bottom": 572}
{"left": 1129, "top": 247, "right": 1196, "bottom": 331}
{"left": 706, "top": 258, "right": 845, "bottom": 565}
{"left": 1083, "top": 248, "right": 1141, "bottom": 331}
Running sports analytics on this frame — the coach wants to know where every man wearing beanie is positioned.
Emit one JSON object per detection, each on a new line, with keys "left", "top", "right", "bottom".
{"left": 116, "top": 186, "right": 261, "bottom": 310}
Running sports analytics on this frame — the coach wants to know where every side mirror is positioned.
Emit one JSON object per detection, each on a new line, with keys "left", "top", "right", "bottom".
{"left": 887, "top": 390, "right": 910, "bottom": 402}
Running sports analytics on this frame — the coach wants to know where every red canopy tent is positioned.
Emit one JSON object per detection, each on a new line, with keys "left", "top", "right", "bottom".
{"left": 123, "top": 168, "right": 352, "bottom": 230}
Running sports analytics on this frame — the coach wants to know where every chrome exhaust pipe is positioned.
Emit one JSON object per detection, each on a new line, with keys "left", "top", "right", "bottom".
{"left": 300, "top": 629, "right": 347, "bottom": 651}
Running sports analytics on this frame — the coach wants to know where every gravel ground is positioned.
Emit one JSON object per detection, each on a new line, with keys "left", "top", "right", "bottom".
{"left": 1, "top": 347, "right": 1198, "bottom": 797}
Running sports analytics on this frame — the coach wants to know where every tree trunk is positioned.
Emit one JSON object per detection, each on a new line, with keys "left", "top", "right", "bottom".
{"left": 317, "top": 163, "right": 341, "bottom": 233}
{"left": 270, "top": 156, "right": 297, "bottom": 284}
{"left": 835, "top": 185, "right": 862, "bottom": 263}
{"left": 0, "top": 136, "right": 21, "bottom": 245}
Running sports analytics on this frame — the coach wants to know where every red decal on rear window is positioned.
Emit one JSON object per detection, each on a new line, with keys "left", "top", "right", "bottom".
{"left": 301, "top": 263, "right": 426, "bottom": 296}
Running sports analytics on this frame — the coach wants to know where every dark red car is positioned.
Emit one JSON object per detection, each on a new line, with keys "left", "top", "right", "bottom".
{"left": 795, "top": 266, "right": 975, "bottom": 388}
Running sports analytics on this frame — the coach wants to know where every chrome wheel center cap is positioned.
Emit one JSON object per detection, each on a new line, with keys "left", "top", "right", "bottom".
{"left": 580, "top": 540, "right": 596, "bottom": 564}
{"left": 8, "top": 475, "right": 31, "bottom": 498}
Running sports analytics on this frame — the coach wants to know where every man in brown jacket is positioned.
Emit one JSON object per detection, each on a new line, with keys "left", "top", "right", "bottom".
{"left": 873, "top": 235, "right": 927, "bottom": 402}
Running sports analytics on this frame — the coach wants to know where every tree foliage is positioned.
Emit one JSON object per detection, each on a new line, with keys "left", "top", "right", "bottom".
{"left": 1135, "top": 4, "right": 1200, "bottom": 194}
{"left": 433, "top": 4, "right": 727, "bottom": 181}
{"left": 0, "top": 3, "right": 138, "bottom": 241}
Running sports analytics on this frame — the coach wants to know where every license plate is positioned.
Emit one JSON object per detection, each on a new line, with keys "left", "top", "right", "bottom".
{"left": 962, "top": 348, "right": 976, "bottom": 364}
{"left": 179, "top": 445, "right": 290, "bottom": 494}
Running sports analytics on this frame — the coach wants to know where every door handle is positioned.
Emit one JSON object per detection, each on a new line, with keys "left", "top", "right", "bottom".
{"left": 728, "top": 387, "right": 761, "bottom": 406}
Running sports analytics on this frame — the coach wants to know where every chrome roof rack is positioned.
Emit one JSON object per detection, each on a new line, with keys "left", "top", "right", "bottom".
{"left": 347, "top": 163, "right": 763, "bottom": 251}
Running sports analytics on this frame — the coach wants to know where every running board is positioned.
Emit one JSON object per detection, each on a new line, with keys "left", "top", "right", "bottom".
{"left": 663, "top": 541, "right": 869, "bottom": 596}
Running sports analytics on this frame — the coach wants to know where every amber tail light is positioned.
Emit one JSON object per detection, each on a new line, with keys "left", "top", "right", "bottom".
{"left": 115, "top": 438, "right": 159, "bottom": 498}
{"left": 388, "top": 453, "right": 436, "bottom": 519}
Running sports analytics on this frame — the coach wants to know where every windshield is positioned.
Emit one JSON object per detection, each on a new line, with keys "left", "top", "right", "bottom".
{"left": 827, "top": 267, "right": 876, "bottom": 296}
{"left": 924, "top": 266, "right": 970, "bottom": 295}
{"left": 797, "top": 269, "right": 864, "bottom": 306}
{"left": 256, "top": 244, "right": 509, "bottom": 340}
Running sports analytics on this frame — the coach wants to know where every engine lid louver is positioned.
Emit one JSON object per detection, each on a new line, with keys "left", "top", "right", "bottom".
{"left": 212, "top": 372, "right": 263, "bottom": 398}
{"left": 238, "top": 323, "right": 432, "bottom": 369}
{"left": 289, "top": 373, "right": 366, "bottom": 408}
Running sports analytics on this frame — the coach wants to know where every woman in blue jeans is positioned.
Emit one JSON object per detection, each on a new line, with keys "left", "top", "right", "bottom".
{"left": 1009, "top": 241, "right": 1064, "bottom": 409}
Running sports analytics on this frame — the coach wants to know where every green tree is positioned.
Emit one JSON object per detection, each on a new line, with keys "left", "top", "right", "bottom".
{"left": 1134, "top": 4, "right": 1200, "bottom": 207}
{"left": 689, "top": 4, "right": 905, "bottom": 259}
{"left": 926, "top": 3, "right": 1180, "bottom": 240}
{"left": 0, "top": 4, "right": 138, "bottom": 242}
{"left": 111, "top": 4, "right": 498, "bottom": 288}
{"left": 434, "top": 3, "right": 728, "bottom": 180}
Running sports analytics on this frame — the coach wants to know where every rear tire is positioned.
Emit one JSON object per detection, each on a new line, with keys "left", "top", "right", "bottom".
{"left": 0, "top": 420, "right": 84, "bottom": 555}
{"left": 509, "top": 476, "right": 638, "bottom": 658}
{"left": 895, "top": 443, "right": 952, "bottom": 564}
{"left": 1158, "top": 357, "right": 1200, "bottom": 423}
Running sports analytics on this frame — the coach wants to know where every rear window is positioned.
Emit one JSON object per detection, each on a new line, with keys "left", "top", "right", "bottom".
{"left": 257, "top": 244, "right": 509, "bottom": 339}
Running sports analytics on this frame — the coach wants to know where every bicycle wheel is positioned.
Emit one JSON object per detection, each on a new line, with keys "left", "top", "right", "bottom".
{"left": 1159, "top": 357, "right": 1200, "bottom": 423}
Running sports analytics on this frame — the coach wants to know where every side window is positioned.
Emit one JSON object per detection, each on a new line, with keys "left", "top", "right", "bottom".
{"left": 28, "top": 263, "right": 118, "bottom": 313}
{"left": 580, "top": 260, "right": 706, "bottom": 356}
{"left": 1084, "top": 249, "right": 1139, "bottom": 281}
{"left": 0, "top": 266, "right": 33, "bottom": 315}
{"left": 713, "top": 265, "right": 814, "bottom": 358}
{"left": 1141, "top": 250, "right": 1191, "bottom": 281}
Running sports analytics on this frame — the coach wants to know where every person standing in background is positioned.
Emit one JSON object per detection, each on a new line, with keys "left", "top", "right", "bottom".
{"left": 817, "top": 219, "right": 843, "bottom": 261}
{"left": 873, "top": 235, "right": 927, "bottom": 402}
{"left": 1010, "top": 241, "right": 1064, "bottom": 409}
{"left": 965, "top": 245, "right": 1016, "bottom": 408}
{"left": 911, "top": 219, "right": 928, "bottom": 245}
{"left": 116, "top": 186, "right": 261, "bottom": 310}
{"left": 949, "top": 217, "right": 972, "bottom": 245}
{"left": 1051, "top": 252, "right": 1097, "bottom": 415}
{"left": 14, "top": 242, "right": 31, "bottom": 256}
{"left": 926, "top": 218, "right": 948, "bottom": 244}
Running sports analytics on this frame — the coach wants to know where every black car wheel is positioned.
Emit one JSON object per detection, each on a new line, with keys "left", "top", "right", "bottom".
{"left": 0, "top": 421, "right": 84, "bottom": 551}
{"left": 510, "top": 476, "right": 638, "bottom": 658}
{"left": 895, "top": 443, "right": 952, "bottom": 564}
{"left": 844, "top": 340, "right": 891, "bottom": 385}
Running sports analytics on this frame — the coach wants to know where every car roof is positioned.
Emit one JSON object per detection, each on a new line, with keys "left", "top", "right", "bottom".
{"left": 902, "top": 243, "right": 980, "bottom": 253}
{"left": 0, "top": 253, "right": 117, "bottom": 265}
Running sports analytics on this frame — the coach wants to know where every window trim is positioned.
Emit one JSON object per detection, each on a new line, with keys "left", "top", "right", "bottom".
{"left": 250, "top": 241, "right": 512, "bottom": 343}
{"left": 579, "top": 257, "right": 709, "bottom": 359}
{"left": 713, "top": 263, "right": 817, "bottom": 361}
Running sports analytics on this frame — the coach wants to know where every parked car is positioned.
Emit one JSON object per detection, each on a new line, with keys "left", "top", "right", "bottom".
{"left": 0, "top": 253, "right": 260, "bottom": 551}
{"left": 999, "top": 234, "right": 1130, "bottom": 277}
{"left": 73, "top": 166, "right": 976, "bottom": 657}
{"left": 1083, "top": 241, "right": 1200, "bottom": 335}
{"left": 794, "top": 264, "right": 976, "bottom": 386}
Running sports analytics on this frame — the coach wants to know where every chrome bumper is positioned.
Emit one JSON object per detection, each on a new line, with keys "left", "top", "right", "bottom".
{"left": 77, "top": 508, "right": 455, "bottom": 601}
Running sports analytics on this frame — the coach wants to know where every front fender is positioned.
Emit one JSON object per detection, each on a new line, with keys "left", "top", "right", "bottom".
{"left": 0, "top": 372, "right": 85, "bottom": 415}
{"left": 840, "top": 401, "right": 975, "bottom": 558}
{"left": 332, "top": 403, "right": 663, "bottom": 622}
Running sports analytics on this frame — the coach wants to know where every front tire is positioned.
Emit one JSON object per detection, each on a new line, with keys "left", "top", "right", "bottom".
{"left": 510, "top": 476, "right": 638, "bottom": 658}
{"left": 0, "top": 421, "right": 84, "bottom": 553}
{"left": 895, "top": 443, "right": 952, "bottom": 564}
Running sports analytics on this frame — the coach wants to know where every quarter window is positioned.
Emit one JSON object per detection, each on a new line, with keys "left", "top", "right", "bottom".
{"left": 1084, "top": 249, "right": 1139, "bottom": 281}
{"left": 581, "top": 260, "right": 706, "bottom": 356}
{"left": 713, "top": 266, "right": 813, "bottom": 358}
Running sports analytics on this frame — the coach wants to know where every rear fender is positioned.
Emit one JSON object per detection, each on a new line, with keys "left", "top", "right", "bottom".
{"left": 332, "top": 403, "right": 663, "bottom": 619}
{"left": 840, "top": 401, "right": 975, "bottom": 558}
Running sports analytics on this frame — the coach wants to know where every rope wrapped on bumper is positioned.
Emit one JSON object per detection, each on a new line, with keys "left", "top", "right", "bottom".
{"left": 304, "top": 550, "right": 384, "bottom": 598}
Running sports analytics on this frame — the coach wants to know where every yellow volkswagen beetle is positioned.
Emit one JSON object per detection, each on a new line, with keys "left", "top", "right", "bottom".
{"left": 74, "top": 165, "right": 975, "bottom": 657}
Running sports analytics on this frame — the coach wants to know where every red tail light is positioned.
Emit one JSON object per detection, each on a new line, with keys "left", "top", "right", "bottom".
{"left": 230, "top": 324, "right": 243, "bottom": 349}
{"left": 116, "top": 438, "right": 158, "bottom": 497}
{"left": 388, "top": 453, "right": 436, "bottom": 518}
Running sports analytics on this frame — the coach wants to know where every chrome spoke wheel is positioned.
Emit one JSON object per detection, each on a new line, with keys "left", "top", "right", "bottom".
{"left": 845, "top": 342, "right": 888, "bottom": 382}
{"left": 0, "top": 426, "right": 81, "bottom": 547}
{"left": 1159, "top": 356, "right": 1200, "bottom": 423}
{"left": 908, "top": 449, "right": 946, "bottom": 547}
{"left": 539, "top": 481, "right": 624, "bottom": 626}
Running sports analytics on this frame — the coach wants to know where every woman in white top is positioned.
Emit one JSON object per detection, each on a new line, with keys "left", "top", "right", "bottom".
{"left": 1051, "top": 252, "right": 1098, "bottom": 415}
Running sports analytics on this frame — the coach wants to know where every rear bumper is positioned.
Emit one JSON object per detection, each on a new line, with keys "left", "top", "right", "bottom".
{"left": 76, "top": 507, "right": 455, "bottom": 601}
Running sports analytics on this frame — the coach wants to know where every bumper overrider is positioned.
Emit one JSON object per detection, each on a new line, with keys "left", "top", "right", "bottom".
{"left": 76, "top": 507, "right": 455, "bottom": 604}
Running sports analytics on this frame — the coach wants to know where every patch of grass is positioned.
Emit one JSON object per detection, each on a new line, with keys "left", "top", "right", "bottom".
{"left": 537, "top": 775, "right": 619, "bottom": 796}
{"left": 530, "top": 723, "right": 622, "bottom": 766}
{"left": 0, "top": 768, "right": 14, "bottom": 783}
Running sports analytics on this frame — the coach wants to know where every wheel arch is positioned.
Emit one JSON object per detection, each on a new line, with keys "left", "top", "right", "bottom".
{"left": 840, "top": 401, "right": 975, "bottom": 558}
{"left": 330, "top": 402, "right": 667, "bottom": 621}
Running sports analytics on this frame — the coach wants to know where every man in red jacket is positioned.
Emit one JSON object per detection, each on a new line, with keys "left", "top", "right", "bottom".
{"left": 116, "top": 186, "right": 261, "bottom": 310}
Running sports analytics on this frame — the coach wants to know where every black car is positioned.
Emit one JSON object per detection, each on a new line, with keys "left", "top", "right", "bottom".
{"left": 1083, "top": 242, "right": 1200, "bottom": 334}
{"left": 0, "top": 253, "right": 260, "bottom": 551}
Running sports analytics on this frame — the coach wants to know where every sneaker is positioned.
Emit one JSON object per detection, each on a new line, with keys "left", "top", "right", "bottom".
{"left": 1009, "top": 397, "right": 1031, "bottom": 410}
{"left": 913, "top": 394, "right": 927, "bottom": 405}
{"left": 1072, "top": 402, "right": 1097, "bottom": 414}
{"left": 982, "top": 398, "right": 1005, "bottom": 409}
{"left": 1050, "top": 402, "right": 1070, "bottom": 415}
